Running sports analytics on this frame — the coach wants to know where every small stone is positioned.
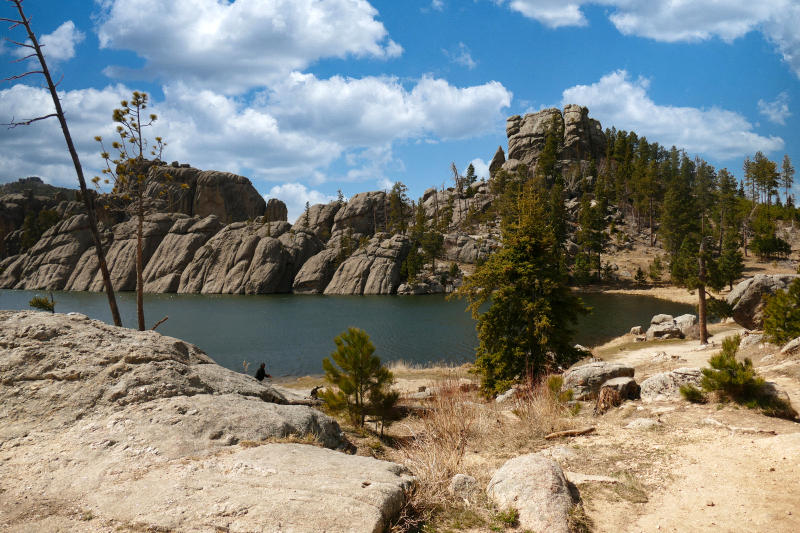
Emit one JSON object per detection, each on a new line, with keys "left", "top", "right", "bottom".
{"left": 706, "top": 501, "right": 715, "bottom": 507}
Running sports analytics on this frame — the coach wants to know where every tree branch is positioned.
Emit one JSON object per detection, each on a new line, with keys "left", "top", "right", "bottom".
{"left": 1, "top": 70, "right": 42, "bottom": 82}
{"left": 150, "top": 316, "right": 169, "bottom": 331}
{"left": 2, "top": 113, "right": 57, "bottom": 128}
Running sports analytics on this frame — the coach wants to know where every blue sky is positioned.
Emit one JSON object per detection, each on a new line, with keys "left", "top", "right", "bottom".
{"left": 1, "top": 0, "right": 798, "bottom": 221}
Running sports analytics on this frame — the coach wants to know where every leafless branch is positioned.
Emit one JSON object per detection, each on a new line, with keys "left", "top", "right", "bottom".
{"left": 150, "top": 316, "right": 169, "bottom": 331}
{"left": 1, "top": 70, "right": 42, "bottom": 82}
{"left": 2, "top": 113, "right": 57, "bottom": 128}
{"left": 3, "top": 37, "right": 31, "bottom": 47}
{"left": 11, "top": 53, "right": 35, "bottom": 62}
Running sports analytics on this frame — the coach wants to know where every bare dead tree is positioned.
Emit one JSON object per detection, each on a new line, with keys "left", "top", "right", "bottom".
{"left": 2, "top": 0, "right": 122, "bottom": 327}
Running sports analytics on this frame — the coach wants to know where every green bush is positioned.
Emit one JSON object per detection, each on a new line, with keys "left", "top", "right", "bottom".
{"left": 699, "top": 335, "right": 797, "bottom": 419}
{"left": 321, "top": 327, "right": 399, "bottom": 432}
{"left": 29, "top": 294, "right": 56, "bottom": 313}
{"left": 679, "top": 384, "right": 707, "bottom": 404}
{"left": 763, "top": 278, "right": 800, "bottom": 344}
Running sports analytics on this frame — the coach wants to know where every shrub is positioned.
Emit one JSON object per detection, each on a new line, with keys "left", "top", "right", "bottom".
{"left": 320, "top": 327, "right": 399, "bottom": 431}
{"left": 699, "top": 335, "right": 797, "bottom": 419}
{"left": 679, "top": 384, "right": 707, "bottom": 403}
{"left": 763, "top": 278, "right": 800, "bottom": 344}
{"left": 29, "top": 293, "right": 56, "bottom": 313}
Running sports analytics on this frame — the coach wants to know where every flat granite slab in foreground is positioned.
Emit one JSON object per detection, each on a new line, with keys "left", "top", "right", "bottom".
{"left": 0, "top": 311, "right": 414, "bottom": 532}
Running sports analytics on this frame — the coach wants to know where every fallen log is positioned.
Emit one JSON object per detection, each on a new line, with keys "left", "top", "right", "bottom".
{"left": 545, "top": 427, "right": 596, "bottom": 440}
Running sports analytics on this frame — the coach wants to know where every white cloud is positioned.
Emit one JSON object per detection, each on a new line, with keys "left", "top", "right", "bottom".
{"left": 469, "top": 158, "right": 490, "bottom": 181}
{"left": 263, "top": 183, "right": 338, "bottom": 222}
{"left": 491, "top": 1, "right": 800, "bottom": 77}
{"left": 758, "top": 92, "right": 792, "bottom": 125}
{"left": 562, "top": 70, "right": 784, "bottom": 160}
{"left": 444, "top": 43, "right": 478, "bottom": 69}
{"left": 0, "top": 74, "right": 511, "bottom": 189}
{"left": 10, "top": 20, "right": 85, "bottom": 65}
{"left": 431, "top": 0, "right": 445, "bottom": 11}
{"left": 96, "top": 0, "right": 402, "bottom": 94}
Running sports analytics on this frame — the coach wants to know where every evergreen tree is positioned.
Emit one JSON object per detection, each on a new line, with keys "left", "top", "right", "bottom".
{"left": 661, "top": 155, "right": 699, "bottom": 258}
{"left": 718, "top": 233, "right": 745, "bottom": 290}
{"left": 536, "top": 114, "right": 561, "bottom": 183}
{"left": 321, "top": 328, "right": 398, "bottom": 428}
{"left": 576, "top": 194, "right": 604, "bottom": 282}
{"left": 763, "top": 279, "right": 800, "bottom": 344}
{"left": 781, "top": 155, "right": 795, "bottom": 205}
{"left": 453, "top": 180, "right": 589, "bottom": 396}
{"left": 388, "top": 182, "right": 409, "bottom": 235}
{"left": 466, "top": 163, "right": 477, "bottom": 185}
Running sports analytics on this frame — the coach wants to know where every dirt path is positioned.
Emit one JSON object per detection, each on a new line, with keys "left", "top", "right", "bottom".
{"left": 570, "top": 327, "right": 800, "bottom": 533}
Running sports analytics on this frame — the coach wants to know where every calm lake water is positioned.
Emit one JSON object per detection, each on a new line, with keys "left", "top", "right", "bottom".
{"left": 0, "top": 290, "right": 694, "bottom": 378}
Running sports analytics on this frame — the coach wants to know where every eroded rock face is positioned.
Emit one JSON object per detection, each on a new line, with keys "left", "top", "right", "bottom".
{"left": 178, "top": 221, "right": 323, "bottom": 294}
{"left": 0, "top": 214, "right": 93, "bottom": 290}
{"left": 487, "top": 454, "right": 574, "bottom": 533}
{"left": 292, "top": 248, "right": 340, "bottom": 294}
{"left": 329, "top": 191, "right": 387, "bottom": 246}
{"left": 727, "top": 274, "right": 800, "bottom": 329}
{"left": 142, "top": 215, "right": 222, "bottom": 293}
{"left": 324, "top": 234, "right": 411, "bottom": 295}
{"left": 489, "top": 146, "right": 506, "bottom": 175}
{"left": 562, "top": 362, "right": 636, "bottom": 400}
{"left": 265, "top": 197, "right": 288, "bottom": 222}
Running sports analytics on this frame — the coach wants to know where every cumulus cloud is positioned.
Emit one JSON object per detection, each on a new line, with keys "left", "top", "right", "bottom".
{"left": 96, "top": 0, "right": 403, "bottom": 94}
{"left": 562, "top": 70, "right": 784, "bottom": 160}
{"left": 469, "top": 158, "right": 490, "bottom": 181}
{"left": 758, "top": 92, "right": 792, "bottom": 125}
{"left": 431, "top": 0, "right": 445, "bottom": 11}
{"left": 11, "top": 20, "right": 85, "bottom": 65}
{"left": 264, "top": 182, "right": 338, "bottom": 222}
{"left": 491, "top": 1, "right": 800, "bottom": 77}
{"left": 0, "top": 74, "right": 511, "bottom": 188}
{"left": 444, "top": 43, "right": 478, "bottom": 69}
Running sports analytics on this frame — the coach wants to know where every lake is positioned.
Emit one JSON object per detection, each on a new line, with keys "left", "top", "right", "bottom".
{"left": 0, "top": 290, "right": 694, "bottom": 377}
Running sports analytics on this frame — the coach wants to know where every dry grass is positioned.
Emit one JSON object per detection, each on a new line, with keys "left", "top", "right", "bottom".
{"left": 389, "top": 374, "right": 582, "bottom": 532}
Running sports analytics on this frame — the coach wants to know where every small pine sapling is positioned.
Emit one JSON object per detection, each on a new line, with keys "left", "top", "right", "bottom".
{"left": 321, "top": 328, "right": 398, "bottom": 429}
{"left": 29, "top": 293, "right": 56, "bottom": 313}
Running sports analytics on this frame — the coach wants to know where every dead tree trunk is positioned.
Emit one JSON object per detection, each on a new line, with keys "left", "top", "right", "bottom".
{"left": 3, "top": 0, "right": 122, "bottom": 327}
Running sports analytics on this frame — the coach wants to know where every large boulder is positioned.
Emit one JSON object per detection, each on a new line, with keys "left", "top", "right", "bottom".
{"left": 645, "top": 314, "right": 685, "bottom": 341}
{"left": 562, "top": 362, "right": 635, "bottom": 400}
{"left": 727, "top": 274, "right": 800, "bottom": 329}
{"left": 264, "top": 197, "right": 288, "bottom": 222}
{"left": 639, "top": 367, "right": 703, "bottom": 402}
{"left": 674, "top": 314, "right": 698, "bottom": 337}
{"left": 0, "top": 311, "right": 418, "bottom": 532}
{"left": 292, "top": 201, "right": 342, "bottom": 241}
{"left": 329, "top": 191, "right": 386, "bottom": 246}
{"left": 292, "top": 248, "right": 340, "bottom": 294}
{"left": 486, "top": 454, "right": 574, "bottom": 533}
{"left": 324, "top": 234, "right": 411, "bottom": 295}
{"left": 505, "top": 106, "right": 606, "bottom": 170}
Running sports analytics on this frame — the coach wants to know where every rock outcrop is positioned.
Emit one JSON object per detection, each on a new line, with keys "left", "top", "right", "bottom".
{"left": 505, "top": 106, "right": 606, "bottom": 170}
{"left": 325, "top": 234, "right": 411, "bottom": 295}
{"left": 487, "top": 454, "right": 574, "bottom": 533}
{"left": 0, "top": 311, "right": 416, "bottom": 532}
{"left": 145, "top": 165, "right": 268, "bottom": 222}
{"left": 489, "top": 146, "right": 506, "bottom": 175}
{"left": 328, "top": 191, "right": 387, "bottom": 247}
{"left": 727, "top": 274, "right": 800, "bottom": 329}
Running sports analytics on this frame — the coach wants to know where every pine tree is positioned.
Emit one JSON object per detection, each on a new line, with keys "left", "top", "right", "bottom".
{"left": 321, "top": 328, "right": 398, "bottom": 428}
{"left": 453, "top": 179, "right": 589, "bottom": 396}
{"left": 781, "top": 155, "right": 795, "bottom": 205}
{"left": 718, "top": 233, "right": 745, "bottom": 290}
